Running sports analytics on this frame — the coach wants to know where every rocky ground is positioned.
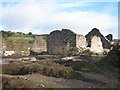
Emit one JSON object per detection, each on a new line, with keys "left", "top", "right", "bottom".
{"left": 1, "top": 55, "right": 119, "bottom": 88}
{"left": 1, "top": 70, "right": 118, "bottom": 88}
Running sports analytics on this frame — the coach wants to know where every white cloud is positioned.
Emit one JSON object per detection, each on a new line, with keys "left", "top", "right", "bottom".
{"left": 59, "top": 3, "right": 90, "bottom": 8}
{"left": 0, "top": 1, "right": 118, "bottom": 38}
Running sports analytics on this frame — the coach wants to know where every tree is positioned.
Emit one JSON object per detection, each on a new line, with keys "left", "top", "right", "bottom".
{"left": 28, "top": 32, "right": 32, "bottom": 35}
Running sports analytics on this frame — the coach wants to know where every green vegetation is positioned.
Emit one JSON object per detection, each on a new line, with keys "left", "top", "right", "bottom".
{"left": 82, "top": 49, "right": 93, "bottom": 56}
{"left": 4, "top": 36, "right": 35, "bottom": 42}
{"left": 69, "top": 47, "right": 79, "bottom": 56}
{"left": 2, "top": 36, "right": 35, "bottom": 52}
{"left": 1, "top": 30, "right": 35, "bottom": 52}
{"left": 0, "top": 30, "right": 25, "bottom": 37}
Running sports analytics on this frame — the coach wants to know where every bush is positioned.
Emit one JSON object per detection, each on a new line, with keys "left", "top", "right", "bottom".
{"left": 3, "top": 60, "right": 73, "bottom": 78}
{"left": 24, "top": 62, "right": 73, "bottom": 78}
{"left": 82, "top": 49, "right": 93, "bottom": 56}
{"left": 2, "top": 76, "right": 41, "bottom": 88}
{"left": 69, "top": 47, "right": 79, "bottom": 56}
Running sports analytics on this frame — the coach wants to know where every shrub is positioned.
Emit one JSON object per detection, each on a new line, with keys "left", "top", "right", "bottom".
{"left": 69, "top": 47, "right": 79, "bottom": 56}
{"left": 24, "top": 62, "right": 73, "bottom": 78}
{"left": 2, "top": 76, "right": 41, "bottom": 88}
{"left": 3, "top": 60, "right": 73, "bottom": 78}
{"left": 82, "top": 49, "right": 93, "bottom": 56}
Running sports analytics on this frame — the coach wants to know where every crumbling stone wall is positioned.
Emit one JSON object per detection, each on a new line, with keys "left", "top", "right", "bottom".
{"left": 47, "top": 29, "right": 76, "bottom": 54}
{"left": 85, "top": 28, "right": 111, "bottom": 49}
{"left": 90, "top": 36, "right": 103, "bottom": 53}
{"left": 76, "top": 34, "right": 86, "bottom": 49}
{"left": 34, "top": 34, "right": 48, "bottom": 51}
{"left": 47, "top": 28, "right": 112, "bottom": 54}
{"left": 105, "top": 34, "right": 113, "bottom": 41}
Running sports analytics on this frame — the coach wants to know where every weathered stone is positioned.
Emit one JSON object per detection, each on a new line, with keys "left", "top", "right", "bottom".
{"left": 85, "top": 28, "right": 111, "bottom": 49}
{"left": 76, "top": 34, "right": 86, "bottom": 49}
{"left": 90, "top": 36, "right": 103, "bottom": 53}
{"left": 29, "top": 57, "right": 36, "bottom": 61}
{"left": 34, "top": 34, "right": 48, "bottom": 51}
{"left": 35, "top": 28, "right": 112, "bottom": 55}
{"left": 47, "top": 29, "right": 86, "bottom": 54}
{"left": 3, "top": 51, "right": 15, "bottom": 56}
{"left": 105, "top": 34, "right": 113, "bottom": 41}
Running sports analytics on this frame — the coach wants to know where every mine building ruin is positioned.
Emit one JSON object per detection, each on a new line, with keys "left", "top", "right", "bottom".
{"left": 35, "top": 28, "right": 112, "bottom": 55}
{"left": 85, "top": 28, "right": 112, "bottom": 49}
{"left": 47, "top": 29, "right": 86, "bottom": 54}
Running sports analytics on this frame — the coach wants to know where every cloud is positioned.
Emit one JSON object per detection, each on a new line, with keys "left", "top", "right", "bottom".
{"left": 59, "top": 2, "right": 90, "bottom": 8}
{"left": 0, "top": 1, "right": 118, "bottom": 38}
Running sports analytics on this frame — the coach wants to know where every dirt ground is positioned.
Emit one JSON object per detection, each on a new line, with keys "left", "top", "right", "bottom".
{"left": 1, "top": 55, "right": 119, "bottom": 88}
{"left": 2, "top": 70, "right": 118, "bottom": 88}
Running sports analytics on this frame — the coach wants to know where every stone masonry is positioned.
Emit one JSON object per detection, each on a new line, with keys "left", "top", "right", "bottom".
{"left": 37, "top": 28, "right": 112, "bottom": 54}
{"left": 85, "top": 28, "right": 112, "bottom": 49}
{"left": 90, "top": 36, "right": 103, "bottom": 53}
{"left": 47, "top": 29, "right": 86, "bottom": 54}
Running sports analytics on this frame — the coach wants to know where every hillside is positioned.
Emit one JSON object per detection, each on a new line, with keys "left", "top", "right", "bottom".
{"left": 2, "top": 36, "right": 35, "bottom": 53}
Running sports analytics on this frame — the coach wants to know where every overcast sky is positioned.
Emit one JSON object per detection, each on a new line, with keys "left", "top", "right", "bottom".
{"left": 0, "top": 0, "right": 119, "bottom": 39}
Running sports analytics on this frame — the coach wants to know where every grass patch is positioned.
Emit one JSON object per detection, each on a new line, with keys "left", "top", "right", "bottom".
{"left": 4, "top": 37, "right": 35, "bottom": 41}
{"left": 3, "top": 37, "right": 34, "bottom": 52}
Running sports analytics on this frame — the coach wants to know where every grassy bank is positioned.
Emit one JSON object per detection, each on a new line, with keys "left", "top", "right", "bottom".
{"left": 2, "top": 36, "right": 35, "bottom": 52}
{"left": 4, "top": 37, "right": 35, "bottom": 41}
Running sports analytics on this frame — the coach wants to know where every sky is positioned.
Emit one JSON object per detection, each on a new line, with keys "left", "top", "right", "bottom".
{"left": 0, "top": 0, "right": 119, "bottom": 39}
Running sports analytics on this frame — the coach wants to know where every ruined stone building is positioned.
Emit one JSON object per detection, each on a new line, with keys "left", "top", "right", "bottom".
{"left": 46, "top": 28, "right": 112, "bottom": 54}
{"left": 47, "top": 29, "right": 86, "bottom": 54}
{"left": 85, "top": 28, "right": 112, "bottom": 49}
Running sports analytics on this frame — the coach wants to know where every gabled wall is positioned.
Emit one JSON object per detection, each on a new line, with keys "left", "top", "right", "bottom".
{"left": 47, "top": 29, "right": 76, "bottom": 54}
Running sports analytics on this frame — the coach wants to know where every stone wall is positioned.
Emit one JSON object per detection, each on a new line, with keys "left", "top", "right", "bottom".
{"left": 105, "top": 34, "right": 113, "bottom": 41}
{"left": 34, "top": 34, "right": 48, "bottom": 51}
{"left": 90, "top": 36, "right": 103, "bottom": 53}
{"left": 46, "top": 28, "right": 112, "bottom": 54}
{"left": 47, "top": 29, "right": 76, "bottom": 54}
{"left": 85, "top": 28, "right": 111, "bottom": 49}
{"left": 76, "top": 34, "right": 86, "bottom": 49}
